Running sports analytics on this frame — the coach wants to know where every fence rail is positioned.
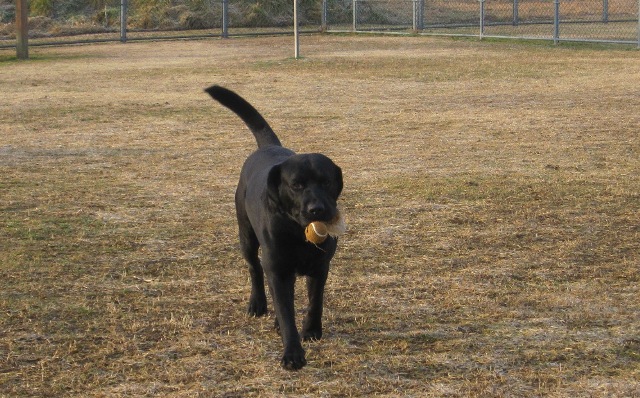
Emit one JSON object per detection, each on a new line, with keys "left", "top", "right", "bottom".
{"left": 1, "top": 0, "right": 638, "bottom": 50}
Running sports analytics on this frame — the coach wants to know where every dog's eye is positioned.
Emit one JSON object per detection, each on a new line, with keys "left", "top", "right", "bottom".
{"left": 291, "top": 182, "right": 305, "bottom": 191}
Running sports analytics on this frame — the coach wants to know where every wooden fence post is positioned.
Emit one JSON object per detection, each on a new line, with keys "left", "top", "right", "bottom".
{"left": 16, "top": 0, "right": 28, "bottom": 59}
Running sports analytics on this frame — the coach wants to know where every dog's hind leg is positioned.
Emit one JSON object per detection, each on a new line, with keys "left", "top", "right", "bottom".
{"left": 236, "top": 195, "right": 267, "bottom": 317}
{"left": 239, "top": 227, "right": 267, "bottom": 317}
{"left": 236, "top": 184, "right": 267, "bottom": 317}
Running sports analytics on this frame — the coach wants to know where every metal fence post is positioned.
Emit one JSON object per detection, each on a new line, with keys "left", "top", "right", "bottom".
{"left": 294, "top": 0, "right": 300, "bottom": 58}
{"left": 554, "top": 0, "right": 560, "bottom": 44}
{"left": 603, "top": 0, "right": 609, "bottom": 23}
{"left": 321, "top": 0, "right": 327, "bottom": 32}
{"left": 413, "top": 0, "right": 424, "bottom": 31}
{"left": 353, "top": 0, "right": 358, "bottom": 31}
{"left": 222, "top": 0, "right": 229, "bottom": 38}
{"left": 513, "top": 0, "right": 519, "bottom": 26}
{"left": 479, "top": 0, "right": 485, "bottom": 40}
{"left": 120, "top": 0, "right": 127, "bottom": 43}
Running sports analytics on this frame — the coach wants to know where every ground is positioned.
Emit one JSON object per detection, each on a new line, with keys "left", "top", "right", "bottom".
{"left": 1, "top": 35, "right": 639, "bottom": 397}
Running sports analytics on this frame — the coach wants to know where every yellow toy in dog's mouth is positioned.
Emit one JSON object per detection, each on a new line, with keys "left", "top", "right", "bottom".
{"left": 305, "top": 222, "right": 328, "bottom": 244}
{"left": 304, "top": 209, "right": 346, "bottom": 244}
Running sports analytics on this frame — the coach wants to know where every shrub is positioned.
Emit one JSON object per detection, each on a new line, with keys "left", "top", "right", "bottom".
{"left": 178, "top": 10, "right": 216, "bottom": 29}
{"left": 0, "top": 4, "right": 15, "bottom": 23}
{"left": 92, "top": 7, "right": 120, "bottom": 26}
{"left": 30, "top": 0, "right": 55, "bottom": 17}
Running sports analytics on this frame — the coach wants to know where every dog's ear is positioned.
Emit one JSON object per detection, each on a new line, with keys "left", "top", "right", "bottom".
{"left": 267, "top": 164, "right": 282, "bottom": 211}
{"left": 334, "top": 165, "right": 343, "bottom": 198}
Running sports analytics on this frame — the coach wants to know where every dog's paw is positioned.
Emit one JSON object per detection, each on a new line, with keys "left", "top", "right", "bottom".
{"left": 281, "top": 346, "right": 307, "bottom": 370}
{"left": 302, "top": 327, "right": 322, "bottom": 342}
{"left": 302, "top": 318, "right": 322, "bottom": 341}
{"left": 247, "top": 295, "right": 267, "bottom": 317}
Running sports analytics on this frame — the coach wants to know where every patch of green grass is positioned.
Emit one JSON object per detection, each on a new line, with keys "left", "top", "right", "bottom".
{"left": 0, "top": 53, "right": 19, "bottom": 63}
{"left": 0, "top": 51, "right": 101, "bottom": 65}
{"left": 452, "top": 34, "right": 639, "bottom": 50}
{"left": 4, "top": 217, "right": 72, "bottom": 241}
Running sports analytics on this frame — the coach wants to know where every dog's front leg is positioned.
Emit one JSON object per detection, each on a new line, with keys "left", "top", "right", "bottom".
{"left": 302, "top": 271, "right": 328, "bottom": 341}
{"left": 268, "top": 271, "right": 306, "bottom": 370}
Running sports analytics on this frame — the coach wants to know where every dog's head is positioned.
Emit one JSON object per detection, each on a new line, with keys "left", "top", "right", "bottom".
{"left": 267, "top": 153, "right": 343, "bottom": 226}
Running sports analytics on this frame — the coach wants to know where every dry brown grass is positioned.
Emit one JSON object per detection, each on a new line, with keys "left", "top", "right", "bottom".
{"left": 1, "top": 35, "right": 639, "bottom": 397}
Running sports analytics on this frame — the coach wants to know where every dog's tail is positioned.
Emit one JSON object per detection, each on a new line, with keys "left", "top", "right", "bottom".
{"left": 205, "top": 85, "right": 282, "bottom": 149}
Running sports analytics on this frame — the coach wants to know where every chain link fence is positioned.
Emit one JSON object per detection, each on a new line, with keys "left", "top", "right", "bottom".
{"left": 326, "top": 0, "right": 640, "bottom": 44}
{"left": 0, "top": 0, "right": 323, "bottom": 47}
{"left": 1, "top": 0, "right": 638, "bottom": 48}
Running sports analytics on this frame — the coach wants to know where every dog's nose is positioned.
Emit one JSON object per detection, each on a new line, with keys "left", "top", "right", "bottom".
{"left": 307, "top": 203, "right": 326, "bottom": 218}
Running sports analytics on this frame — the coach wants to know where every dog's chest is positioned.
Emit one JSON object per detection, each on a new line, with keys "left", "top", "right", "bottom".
{"left": 268, "top": 239, "right": 336, "bottom": 277}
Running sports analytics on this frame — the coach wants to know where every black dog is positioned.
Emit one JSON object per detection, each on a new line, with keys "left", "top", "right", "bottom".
{"left": 205, "top": 86, "right": 343, "bottom": 370}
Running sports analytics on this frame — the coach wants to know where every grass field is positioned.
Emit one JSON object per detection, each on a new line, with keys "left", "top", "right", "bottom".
{"left": 1, "top": 35, "right": 639, "bottom": 397}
